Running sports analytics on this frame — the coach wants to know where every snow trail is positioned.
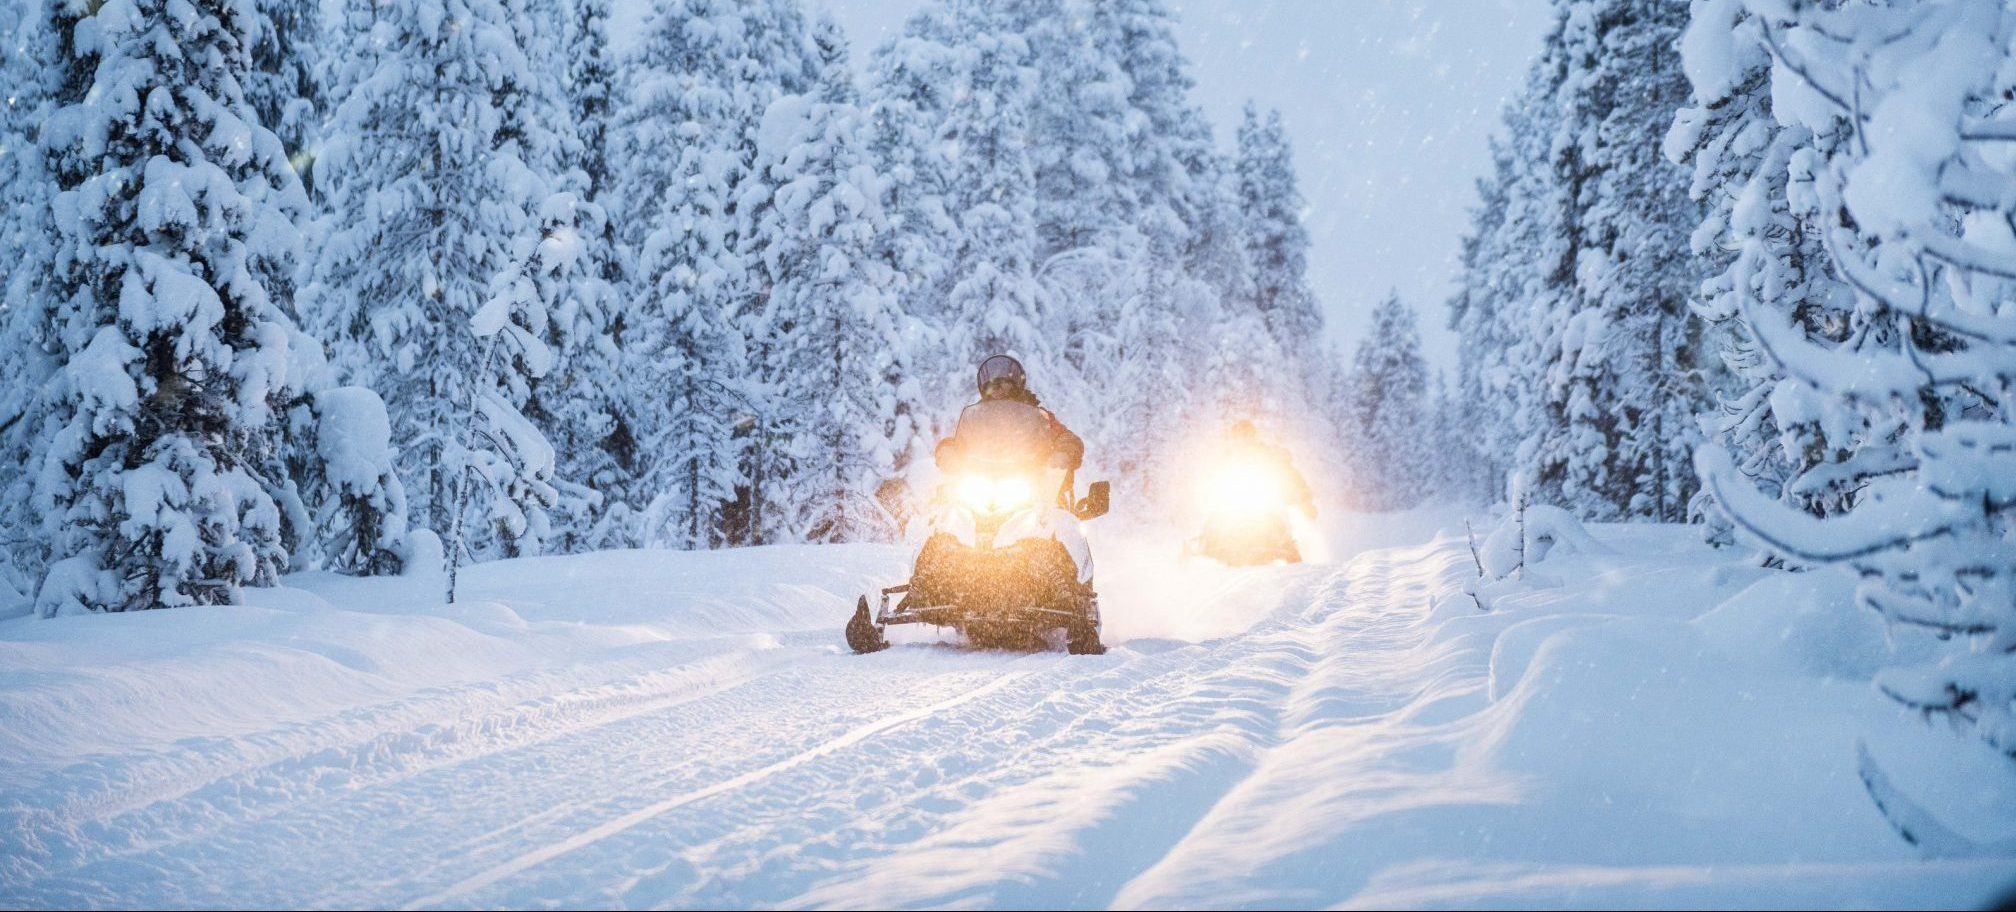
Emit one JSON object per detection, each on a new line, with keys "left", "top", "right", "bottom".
{"left": 5, "top": 518, "right": 2014, "bottom": 908}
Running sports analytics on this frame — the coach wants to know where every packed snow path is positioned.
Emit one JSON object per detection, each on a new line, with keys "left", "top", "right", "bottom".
{"left": 4, "top": 515, "right": 2014, "bottom": 908}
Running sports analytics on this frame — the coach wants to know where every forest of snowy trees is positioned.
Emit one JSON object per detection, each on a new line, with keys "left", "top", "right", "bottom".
{"left": 0, "top": 0, "right": 1380, "bottom": 614}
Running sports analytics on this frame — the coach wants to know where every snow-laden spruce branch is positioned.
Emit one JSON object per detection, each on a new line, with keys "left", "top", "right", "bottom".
{"left": 1672, "top": 0, "right": 2016, "bottom": 840}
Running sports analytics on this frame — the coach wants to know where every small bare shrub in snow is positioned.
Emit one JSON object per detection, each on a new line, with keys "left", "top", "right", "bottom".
{"left": 1468, "top": 498, "right": 1611, "bottom": 609}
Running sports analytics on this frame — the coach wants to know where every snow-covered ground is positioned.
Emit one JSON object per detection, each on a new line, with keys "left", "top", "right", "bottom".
{"left": 4, "top": 507, "right": 2014, "bottom": 909}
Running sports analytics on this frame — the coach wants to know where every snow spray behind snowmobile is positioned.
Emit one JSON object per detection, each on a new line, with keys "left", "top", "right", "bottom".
{"left": 848, "top": 404, "right": 1111, "bottom": 655}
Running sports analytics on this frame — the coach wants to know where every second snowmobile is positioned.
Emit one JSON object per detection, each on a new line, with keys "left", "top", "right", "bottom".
{"left": 1190, "top": 502, "right": 1302, "bottom": 566}
{"left": 1186, "top": 422, "right": 1313, "bottom": 567}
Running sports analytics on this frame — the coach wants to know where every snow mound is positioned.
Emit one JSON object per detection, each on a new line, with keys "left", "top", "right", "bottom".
{"left": 314, "top": 386, "right": 395, "bottom": 489}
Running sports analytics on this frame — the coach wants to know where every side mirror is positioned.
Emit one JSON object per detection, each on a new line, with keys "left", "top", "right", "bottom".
{"left": 875, "top": 477, "right": 912, "bottom": 525}
{"left": 1074, "top": 480, "right": 1111, "bottom": 520}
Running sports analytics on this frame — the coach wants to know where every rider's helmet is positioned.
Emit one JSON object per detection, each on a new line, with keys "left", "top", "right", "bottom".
{"left": 976, "top": 354, "right": 1027, "bottom": 400}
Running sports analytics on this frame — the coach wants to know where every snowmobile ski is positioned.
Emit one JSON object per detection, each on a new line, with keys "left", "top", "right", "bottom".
{"left": 845, "top": 596, "right": 889, "bottom": 654}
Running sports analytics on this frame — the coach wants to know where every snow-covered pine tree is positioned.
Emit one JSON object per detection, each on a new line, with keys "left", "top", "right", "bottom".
{"left": 0, "top": 4, "right": 50, "bottom": 313}
{"left": 494, "top": 0, "right": 629, "bottom": 553}
{"left": 1180, "top": 145, "right": 1256, "bottom": 354}
{"left": 1452, "top": 0, "right": 1708, "bottom": 519}
{"left": 1517, "top": 8, "right": 1589, "bottom": 512}
{"left": 569, "top": 0, "right": 616, "bottom": 201}
{"left": 1538, "top": 0, "right": 1705, "bottom": 522}
{"left": 446, "top": 193, "right": 587, "bottom": 593}
{"left": 1237, "top": 105, "right": 1325, "bottom": 416}
{"left": 562, "top": 0, "right": 630, "bottom": 424}
{"left": 1166, "top": 87, "right": 1243, "bottom": 314}
{"left": 724, "top": 2, "right": 831, "bottom": 547}
{"left": 742, "top": 20, "right": 913, "bottom": 543}
{"left": 505, "top": 0, "right": 578, "bottom": 184}
{"left": 306, "top": 0, "right": 539, "bottom": 538}
{"left": 1165, "top": 96, "right": 1254, "bottom": 468}
{"left": 241, "top": 0, "right": 415, "bottom": 577}
{"left": 1449, "top": 59, "right": 1568, "bottom": 507}
{"left": 1423, "top": 370, "right": 1475, "bottom": 501}
{"left": 997, "top": 0, "right": 1143, "bottom": 429}
{"left": 1080, "top": 0, "right": 1220, "bottom": 499}
{"left": 616, "top": 0, "right": 819, "bottom": 548}
{"left": 0, "top": 3, "right": 30, "bottom": 119}
{"left": 0, "top": 5, "right": 58, "bottom": 609}
{"left": 1058, "top": 2, "right": 1290, "bottom": 505}
{"left": 1101, "top": 262, "right": 1194, "bottom": 502}
{"left": 1446, "top": 145, "right": 1514, "bottom": 502}
{"left": 861, "top": 8, "right": 963, "bottom": 448}
{"left": 1682, "top": 0, "right": 2016, "bottom": 814}
{"left": 1006, "top": 0, "right": 1137, "bottom": 265}
{"left": 1345, "top": 295, "right": 1431, "bottom": 511}
{"left": 564, "top": 0, "right": 629, "bottom": 390}
{"left": 939, "top": 13, "right": 1045, "bottom": 371}
{"left": 1664, "top": 0, "right": 1854, "bottom": 545}
{"left": 32, "top": 0, "right": 319, "bottom": 612}
{"left": 1198, "top": 305, "right": 1284, "bottom": 433}
{"left": 1089, "top": 0, "right": 1203, "bottom": 267}
{"left": 613, "top": 0, "right": 751, "bottom": 549}
{"left": 816, "top": 15, "right": 931, "bottom": 528}
{"left": 245, "top": 0, "right": 322, "bottom": 192}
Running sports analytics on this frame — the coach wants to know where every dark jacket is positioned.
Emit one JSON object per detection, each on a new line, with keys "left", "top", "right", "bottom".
{"left": 934, "top": 392, "right": 1084, "bottom": 474}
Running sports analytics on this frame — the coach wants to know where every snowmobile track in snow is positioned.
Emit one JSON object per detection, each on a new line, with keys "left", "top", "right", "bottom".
{"left": 0, "top": 636, "right": 812, "bottom": 890}
{"left": 2, "top": 539, "right": 1522, "bottom": 910}
{"left": 406, "top": 670, "right": 1034, "bottom": 908}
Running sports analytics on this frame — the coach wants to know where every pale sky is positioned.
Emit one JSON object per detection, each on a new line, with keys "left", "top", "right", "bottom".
{"left": 610, "top": 0, "right": 1554, "bottom": 372}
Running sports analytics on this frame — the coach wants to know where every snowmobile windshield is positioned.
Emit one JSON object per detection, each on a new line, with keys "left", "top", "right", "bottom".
{"left": 951, "top": 399, "right": 1052, "bottom": 473}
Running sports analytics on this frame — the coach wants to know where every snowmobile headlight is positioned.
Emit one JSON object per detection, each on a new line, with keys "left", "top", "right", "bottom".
{"left": 992, "top": 476, "right": 1035, "bottom": 510}
{"left": 954, "top": 475, "right": 1036, "bottom": 513}
{"left": 956, "top": 475, "right": 995, "bottom": 510}
{"left": 1208, "top": 461, "right": 1283, "bottom": 514}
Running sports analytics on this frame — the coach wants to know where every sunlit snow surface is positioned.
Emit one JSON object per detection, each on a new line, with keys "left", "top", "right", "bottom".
{"left": 2, "top": 508, "right": 2014, "bottom": 908}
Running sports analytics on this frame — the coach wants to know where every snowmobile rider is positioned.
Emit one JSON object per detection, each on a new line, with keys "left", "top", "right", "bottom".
{"left": 899, "top": 354, "right": 1087, "bottom": 613}
{"left": 935, "top": 354, "right": 1084, "bottom": 501}
{"left": 1224, "top": 420, "right": 1316, "bottom": 519}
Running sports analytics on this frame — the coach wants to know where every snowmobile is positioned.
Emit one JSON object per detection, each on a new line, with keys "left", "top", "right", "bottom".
{"left": 847, "top": 424, "right": 1111, "bottom": 655}
{"left": 1185, "top": 454, "right": 1305, "bottom": 567}
{"left": 1191, "top": 511, "right": 1300, "bottom": 566}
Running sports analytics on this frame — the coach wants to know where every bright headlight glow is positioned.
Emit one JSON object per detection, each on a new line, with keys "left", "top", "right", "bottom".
{"left": 954, "top": 475, "right": 1037, "bottom": 512}
{"left": 956, "top": 475, "right": 995, "bottom": 510}
{"left": 993, "top": 476, "right": 1035, "bottom": 509}
{"left": 1206, "top": 460, "right": 1285, "bottom": 514}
